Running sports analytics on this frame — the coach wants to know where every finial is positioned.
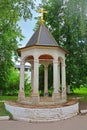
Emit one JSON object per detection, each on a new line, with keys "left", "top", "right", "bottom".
{"left": 37, "top": 8, "right": 48, "bottom": 23}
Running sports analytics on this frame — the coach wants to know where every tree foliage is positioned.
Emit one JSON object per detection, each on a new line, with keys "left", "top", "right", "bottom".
{"left": 38, "top": 0, "right": 87, "bottom": 88}
{"left": 4, "top": 68, "right": 20, "bottom": 95}
{"left": 0, "top": 0, "right": 35, "bottom": 89}
{"left": 3, "top": 68, "right": 31, "bottom": 96}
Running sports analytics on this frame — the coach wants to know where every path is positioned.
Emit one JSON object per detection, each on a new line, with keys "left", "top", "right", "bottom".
{"left": 0, "top": 114, "right": 87, "bottom": 130}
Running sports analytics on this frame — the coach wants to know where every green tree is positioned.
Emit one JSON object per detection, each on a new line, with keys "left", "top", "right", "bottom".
{"left": 37, "top": 0, "right": 87, "bottom": 88}
{"left": 4, "top": 67, "right": 31, "bottom": 96}
{"left": 0, "top": 0, "right": 35, "bottom": 90}
{"left": 4, "top": 68, "right": 20, "bottom": 95}
{"left": 62, "top": 0, "right": 87, "bottom": 87}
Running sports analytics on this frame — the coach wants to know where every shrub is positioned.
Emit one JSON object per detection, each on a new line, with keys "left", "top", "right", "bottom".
{"left": 48, "top": 86, "right": 54, "bottom": 96}
{"left": 3, "top": 67, "right": 31, "bottom": 96}
{"left": 3, "top": 68, "right": 20, "bottom": 95}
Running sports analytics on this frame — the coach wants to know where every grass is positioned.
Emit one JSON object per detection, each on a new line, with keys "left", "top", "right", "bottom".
{"left": 0, "top": 102, "right": 7, "bottom": 116}
{"left": 0, "top": 96, "right": 18, "bottom": 101}
{"left": 0, "top": 96, "right": 17, "bottom": 118}
{"left": 68, "top": 87, "right": 87, "bottom": 102}
{"left": 74, "top": 87, "right": 87, "bottom": 95}
{"left": 74, "top": 87, "right": 87, "bottom": 101}
{"left": 0, "top": 102, "right": 12, "bottom": 118}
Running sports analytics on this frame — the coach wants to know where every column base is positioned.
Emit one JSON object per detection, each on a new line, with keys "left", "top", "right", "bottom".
{"left": 31, "top": 93, "right": 40, "bottom": 105}
{"left": 44, "top": 92, "right": 49, "bottom": 96}
{"left": 52, "top": 93, "right": 67, "bottom": 104}
{"left": 62, "top": 93, "right": 67, "bottom": 102}
{"left": 52, "top": 93, "right": 60, "bottom": 104}
{"left": 62, "top": 89, "right": 67, "bottom": 102}
{"left": 18, "top": 91, "right": 25, "bottom": 102}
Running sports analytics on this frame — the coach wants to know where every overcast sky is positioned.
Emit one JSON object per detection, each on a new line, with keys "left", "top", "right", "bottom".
{"left": 19, "top": 0, "right": 41, "bottom": 47}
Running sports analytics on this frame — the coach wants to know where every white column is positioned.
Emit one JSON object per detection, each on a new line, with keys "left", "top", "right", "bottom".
{"left": 58, "top": 62, "right": 60, "bottom": 92}
{"left": 31, "top": 63, "right": 34, "bottom": 93}
{"left": 31, "top": 58, "right": 39, "bottom": 104}
{"left": 62, "top": 63, "right": 66, "bottom": 90}
{"left": 53, "top": 60, "right": 58, "bottom": 93}
{"left": 33, "top": 59, "right": 39, "bottom": 94}
{"left": 18, "top": 61, "right": 25, "bottom": 101}
{"left": 52, "top": 60, "right": 61, "bottom": 103}
{"left": 44, "top": 65, "right": 48, "bottom": 96}
{"left": 61, "top": 61, "right": 67, "bottom": 101}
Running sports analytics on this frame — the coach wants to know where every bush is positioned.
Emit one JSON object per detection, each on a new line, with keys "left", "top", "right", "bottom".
{"left": 24, "top": 74, "right": 31, "bottom": 96}
{"left": 3, "top": 67, "right": 31, "bottom": 96}
{"left": 3, "top": 68, "right": 20, "bottom": 95}
{"left": 39, "top": 90, "right": 44, "bottom": 96}
{"left": 48, "top": 86, "right": 54, "bottom": 96}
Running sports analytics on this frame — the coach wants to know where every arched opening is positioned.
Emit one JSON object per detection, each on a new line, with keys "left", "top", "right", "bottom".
{"left": 23, "top": 55, "right": 34, "bottom": 97}
{"left": 39, "top": 64, "right": 44, "bottom": 96}
{"left": 24, "top": 55, "right": 34, "bottom": 62}
{"left": 48, "top": 63, "right": 53, "bottom": 96}
{"left": 58, "top": 57, "right": 63, "bottom": 93}
{"left": 39, "top": 54, "right": 53, "bottom": 61}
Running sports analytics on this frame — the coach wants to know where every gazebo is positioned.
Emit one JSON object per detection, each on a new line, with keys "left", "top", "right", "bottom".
{"left": 5, "top": 9, "right": 79, "bottom": 122}
{"left": 18, "top": 9, "right": 68, "bottom": 105}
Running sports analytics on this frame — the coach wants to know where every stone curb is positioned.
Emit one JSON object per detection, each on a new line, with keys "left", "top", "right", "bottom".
{"left": 5, "top": 102, "right": 79, "bottom": 122}
{"left": 80, "top": 109, "right": 87, "bottom": 114}
{"left": 0, "top": 116, "right": 10, "bottom": 121}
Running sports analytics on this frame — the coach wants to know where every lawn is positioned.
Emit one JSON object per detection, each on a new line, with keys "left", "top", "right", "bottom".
{"left": 68, "top": 87, "right": 87, "bottom": 102}
{"left": 0, "top": 96, "right": 18, "bottom": 101}
{"left": 74, "top": 87, "right": 87, "bottom": 94}
{"left": 0, "top": 102, "right": 12, "bottom": 117}
{"left": 0, "top": 96, "right": 17, "bottom": 117}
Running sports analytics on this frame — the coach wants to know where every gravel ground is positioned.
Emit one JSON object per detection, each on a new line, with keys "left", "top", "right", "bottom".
{"left": 0, "top": 114, "right": 87, "bottom": 130}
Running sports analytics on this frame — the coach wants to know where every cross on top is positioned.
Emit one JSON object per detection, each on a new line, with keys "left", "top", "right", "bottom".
{"left": 37, "top": 8, "right": 48, "bottom": 23}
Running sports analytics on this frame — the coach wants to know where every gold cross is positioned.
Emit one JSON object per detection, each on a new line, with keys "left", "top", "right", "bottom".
{"left": 37, "top": 8, "right": 48, "bottom": 23}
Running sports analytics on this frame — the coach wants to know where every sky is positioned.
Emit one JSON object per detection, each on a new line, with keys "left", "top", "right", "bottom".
{"left": 19, "top": 0, "right": 41, "bottom": 47}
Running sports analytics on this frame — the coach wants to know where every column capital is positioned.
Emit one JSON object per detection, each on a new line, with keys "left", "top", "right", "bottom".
{"left": 20, "top": 61, "right": 25, "bottom": 65}
{"left": 34, "top": 59, "right": 39, "bottom": 63}
{"left": 44, "top": 64, "right": 49, "bottom": 68}
{"left": 58, "top": 62, "right": 60, "bottom": 66}
{"left": 62, "top": 63, "right": 66, "bottom": 67}
{"left": 53, "top": 60, "right": 58, "bottom": 64}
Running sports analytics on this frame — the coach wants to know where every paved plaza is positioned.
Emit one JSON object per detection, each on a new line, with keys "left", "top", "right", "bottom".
{"left": 0, "top": 114, "right": 87, "bottom": 130}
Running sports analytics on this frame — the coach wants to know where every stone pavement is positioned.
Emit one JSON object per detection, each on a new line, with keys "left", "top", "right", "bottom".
{"left": 0, "top": 114, "right": 87, "bottom": 130}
